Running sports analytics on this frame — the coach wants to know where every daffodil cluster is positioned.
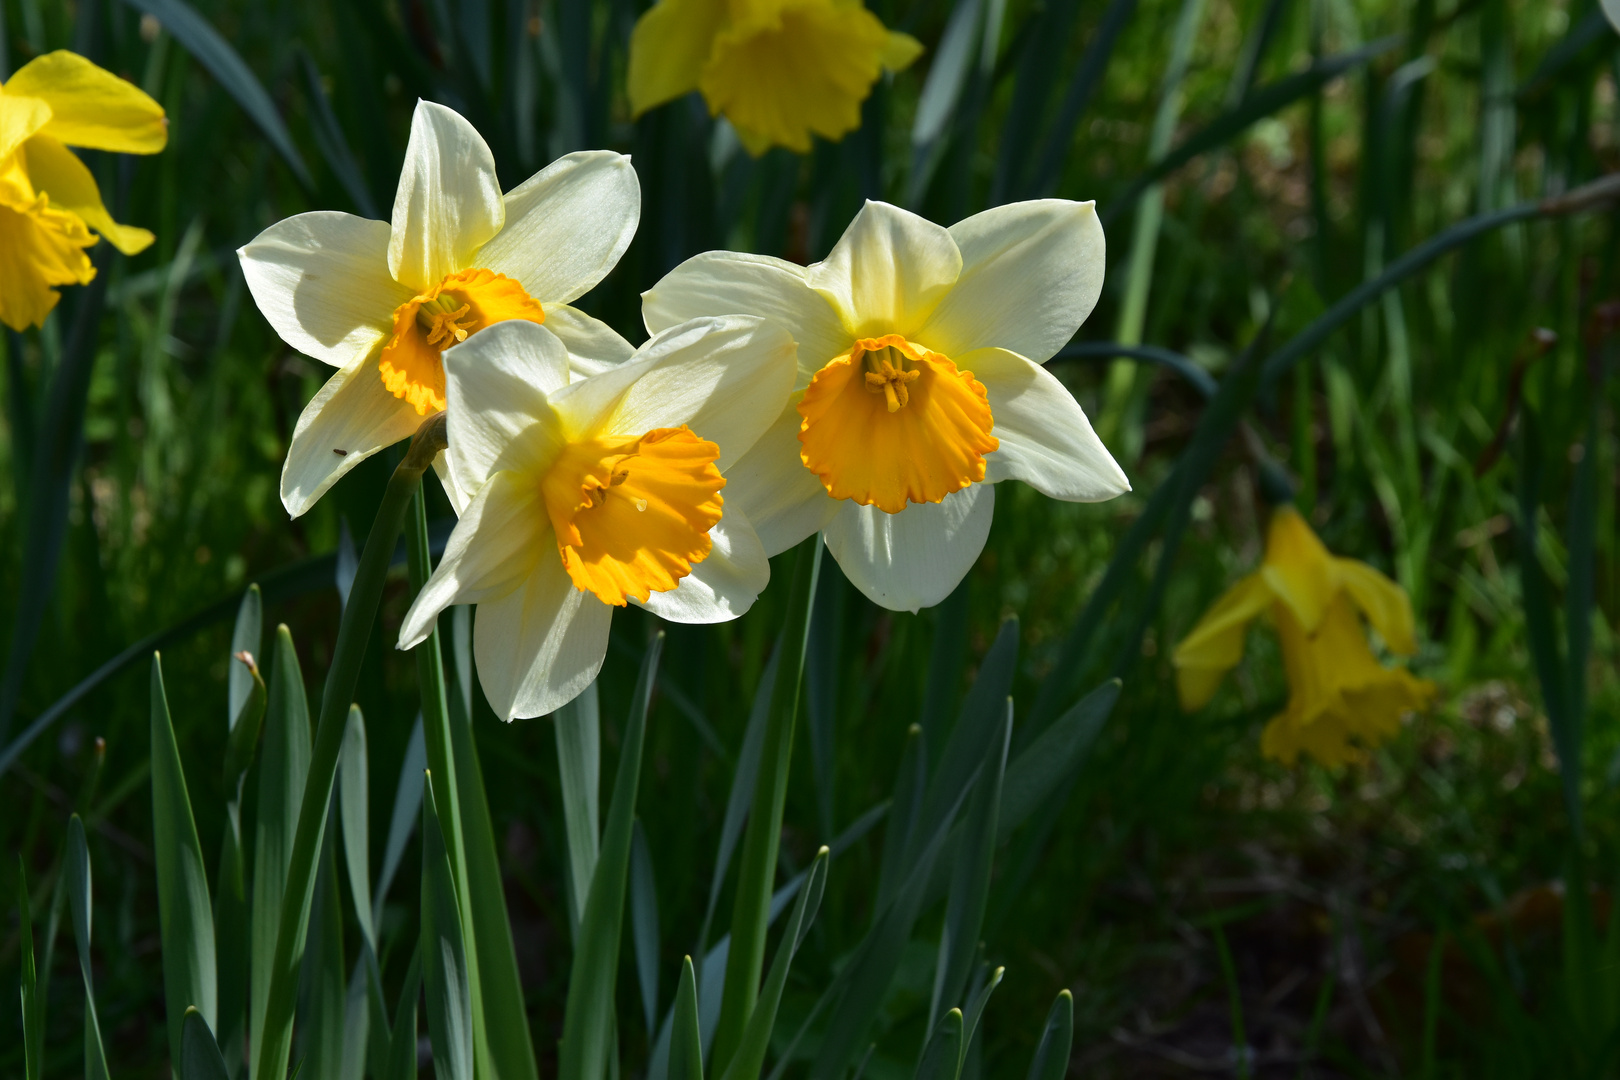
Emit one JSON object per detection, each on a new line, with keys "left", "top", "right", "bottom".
{"left": 1173, "top": 506, "right": 1436, "bottom": 767}
{"left": 241, "top": 100, "right": 1127, "bottom": 718}
{"left": 0, "top": 51, "right": 166, "bottom": 331}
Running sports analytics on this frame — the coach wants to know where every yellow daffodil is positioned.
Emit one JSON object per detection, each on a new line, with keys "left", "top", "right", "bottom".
{"left": 1173, "top": 506, "right": 1436, "bottom": 767}
{"left": 238, "top": 100, "right": 641, "bottom": 517}
{"left": 0, "top": 51, "right": 166, "bottom": 331}
{"left": 397, "top": 315, "right": 796, "bottom": 718}
{"left": 642, "top": 199, "right": 1130, "bottom": 611}
{"left": 627, "top": 0, "right": 923, "bottom": 155}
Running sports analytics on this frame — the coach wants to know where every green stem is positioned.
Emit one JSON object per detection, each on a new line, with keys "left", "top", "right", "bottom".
{"left": 711, "top": 539, "right": 823, "bottom": 1076}
{"left": 252, "top": 415, "right": 447, "bottom": 1080}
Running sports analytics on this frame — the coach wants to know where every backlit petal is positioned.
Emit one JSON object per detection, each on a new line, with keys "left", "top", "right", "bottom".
{"left": 543, "top": 302, "right": 637, "bottom": 378}
{"left": 22, "top": 135, "right": 152, "bottom": 254}
{"left": 920, "top": 200, "right": 1104, "bottom": 364}
{"left": 822, "top": 482, "right": 993, "bottom": 612}
{"left": 965, "top": 347, "right": 1129, "bottom": 501}
{"left": 239, "top": 211, "right": 408, "bottom": 367}
{"left": 1335, "top": 558, "right": 1419, "bottom": 655}
{"left": 388, "top": 100, "right": 503, "bottom": 292}
{"left": 441, "top": 320, "right": 570, "bottom": 496}
{"left": 628, "top": 0, "right": 725, "bottom": 115}
{"left": 1171, "top": 572, "right": 1273, "bottom": 711}
{"left": 280, "top": 352, "right": 421, "bottom": 517}
{"left": 721, "top": 398, "right": 842, "bottom": 557}
{"left": 478, "top": 151, "right": 640, "bottom": 305}
{"left": 636, "top": 503, "right": 769, "bottom": 623}
{"left": 0, "top": 94, "right": 51, "bottom": 161}
{"left": 6, "top": 51, "right": 166, "bottom": 153}
{"left": 806, "top": 201, "right": 961, "bottom": 338}
{"left": 642, "top": 250, "right": 848, "bottom": 380}
{"left": 1258, "top": 506, "right": 1337, "bottom": 635}
{"left": 474, "top": 554, "right": 614, "bottom": 720}
{"left": 0, "top": 190, "right": 96, "bottom": 331}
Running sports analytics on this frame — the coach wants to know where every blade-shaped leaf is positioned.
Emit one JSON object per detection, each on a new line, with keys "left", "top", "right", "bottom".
{"left": 559, "top": 634, "right": 663, "bottom": 1080}
{"left": 875, "top": 724, "right": 926, "bottom": 913}
{"left": 1025, "top": 990, "right": 1073, "bottom": 1080}
{"left": 295, "top": 819, "right": 348, "bottom": 1080}
{"left": 213, "top": 821, "right": 249, "bottom": 1080}
{"left": 632, "top": 819, "right": 661, "bottom": 1038}
{"left": 66, "top": 815, "right": 110, "bottom": 1080}
{"left": 221, "top": 654, "right": 267, "bottom": 796}
{"left": 422, "top": 772, "right": 474, "bottom": 1080}
{"left": 18, "top": 857, "right": 43, "bottom": 1080}
{"left": 959, "top": 965, "right": 1003, "bottom": 1063}
{"left": 385, "top": 944, "right": 424, "bottom": 1080}
{"left": 181, "top": 1007, "right": 231, "bottom": 1080}
{"left": 339, "top": 705, "right": 374, "bottom": 949}
{"left": 913, "top": 1009, "right": 963, "bottom": 1080}
{"left": 375, "top": 715, "right": 426, "bottom": 926}
{"left": 998, "top": 682, "right": 1118, "bottom": 840}
{"left": 227, "top": 585, "right": 262, "bottom": 729}
{"left": 669, "top": 957, "right": 704, "bottom": 1080}
{"left": 555, "top": 681, "right": 602, "bottom": 934}
{"left": 151, "top": 654, "right": 219, "bottom": 1069}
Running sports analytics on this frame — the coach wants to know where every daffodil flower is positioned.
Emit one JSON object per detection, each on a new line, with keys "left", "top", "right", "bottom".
{"left": 627, "top": 0, "right": 922, "bottom": 156}
{"left": 0, "top": 50, "right": 167, "bottom": 331}
{"left": 397, "top": 315, "right": 796, "bottom": 719}
{"left": 642, "top": 199, "right": 1130, "bottom": 611}
{"left": 238, "top": 100, "right": 641, "bottom": 517}
{"left": 1173, "top": 506, "right": 1436, "bottom": 767}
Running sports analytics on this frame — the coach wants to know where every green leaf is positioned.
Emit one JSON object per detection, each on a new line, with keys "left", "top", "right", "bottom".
{"left": 959, "top": 965, "right": 1003, "bottom": 1060}
{"left": 228, "top": 585, "right": 263, "bottom": 730}
{"left": 116, "top": 0, "right": 314, "bottom": 186}
{"left": 423, "top": 772, "right": 474, "bottom": 1080}
{"left": 213, "top": 816, "right": 249, "bottom": 1080}
{"left": 720, "top": 847, "right": 830, "bottom": 1080}
{"left": 631, "top": 819, "right": 661, "bottom": 1038}
{"left": 875, "top": 724, "right": 926, "bottom": 913}
{"left": 385, "top": 944, "right": 424, "bottom": 1080}
{"left": 181, "top": 1007, "right": 231, "bottom": 1080}
{"left": 66, "top": 815, "right": 110, "bottom": 1080}
{"left": 805, "top": 557, "right": 846, "bottom": 839}
{"left": 221, "top": 654, "right": 267, "bottom": 795}
{"left": 929, "top": 708, "right": 1011, "bottom": 1031}
{"left": 714, "top": 541, "right": 822, "bottom": 1074}
{"left": 151, "top": 653, "right": 219, "bottom": 1071}
{"left": 998, "top": 681, "right": 1119, "bottom": 840}
{"left": 294, "top": 47, "right": 378, "bottom": 217}
{"left": 913, "top": 1009, "right": 963, "bottom": 1080}
{"left": 669, "top": 957, "right": 704, "bottom": 1080}
{"left": 1024, "top": 991, "right": 1073, "bottom": 1080}
{"left": 554, "top": 681, "right": 602, "bottom": 934}
{"left": 376, "top": 716, "right": 426, "bottom": 924}
{"left": 559, "top": 634, "right": 663, "bottom": 1080}
{"left": 296, "top": 822, "right": 348, "bottom": 1080}
{"left": 18, "top": 857, "right": 43, "bottom": 1080}
{"left": 251, "top": 625, "right": 312, "bottom": 1075}
{"left": 339, "top": 705, "right": 375, "bottom": 950}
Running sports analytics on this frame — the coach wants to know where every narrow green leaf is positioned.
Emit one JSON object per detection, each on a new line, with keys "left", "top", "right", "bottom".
{"left": 721, "top": 847, "right": 830, "bottom": 1080}
{"left": 913, "top": 1009, "right": 963, "bottom": 1080}
{"left": 805, "top": 564, "right": 845, "bottom": 841}
{"left": 117, "top": 0, "right": 314, "bottom": 186}
{"left": 959, "top": 964, "right": 1004, "bottom": 1068}
{"left": 181, "top": 1007, "right": 231, "bottom": 1080}
{"left": 221, "top": 654, "right": 267, "bottom": 795}
{"left": 66, "top": 815, "right": 110, "bottom": 1080}
{"left": 560, "top": 634, "right": 663, "bottom": 1080}
{"left": 555, "top": 681, "right": 602, "bottom": 934}
{"left": 295, "top": 46, "right": 377, "bottom": 217}
{"left": 151, "top": 653, "right": 219, "bottom": 1071}
{"left": 875, "top": 724, "right": 926, "bottom": 913}
{"left": 296, "top": 821, "right": 348, "bottom": 1080}
{"left": 340, "top": 962, "right": 372, "bottom": 1080}
{"left": 385, "top": 944, "right": 424, "bottom": 1080}
{"left": 669, "top": 957, "right": 704, "bottom": 1080}
{"left": 1024, "top": 991, "right": 1073, "bottom": 1080}
{"left": 1027, "top": 0, "right": 1138, "bottom": 195}
{"left": 18, "top": 857, "right": 43, "bottom": 1080}
{"left": 227, "top": 585, "right": 262, "bottom": 729}
{"left": 375, "top": 715, "right": 426, "bottom": 926}
{"left": 998, "top": 681, "right": 1118, "bottom": 840}
{"left": 631, "top": 819, "right": 661, "bottom": 1038}
{"left": 251, "top": 626, "right": 312, "bottom": 1077}
{"left": 339, "top": 705, "right": 375, "bottom": 950}
{"left": 423, "top": 772, "right": 474, "bottom": 1080}
{"left": 714, "top": 541, "right": 822, "bottom": 1074}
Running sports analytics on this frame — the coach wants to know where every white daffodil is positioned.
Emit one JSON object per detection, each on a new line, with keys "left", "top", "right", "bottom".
{"left": 642, "top": 198, "right": 1129, "bottom": 611}
{"left": 397, "top": 315, "right": 796, "bottom": 719}
{"left": 239, "top": 99, "right": 641, "bottom": 517}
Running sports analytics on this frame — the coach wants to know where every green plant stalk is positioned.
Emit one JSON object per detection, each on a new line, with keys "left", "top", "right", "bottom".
{"left": 251, "top": 414, "right": 447, "bottom": 1080}
{"left": 1212, "top": 923, "right": 1249, "bottom": 1080}
{"left": 711, "top": 539, "right": 823, "bottom": 1076}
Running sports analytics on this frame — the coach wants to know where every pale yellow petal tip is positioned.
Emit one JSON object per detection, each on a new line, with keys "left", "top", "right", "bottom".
{"left": 882, "top": 31, "right": 924, "bottom": 72}
{"left": 1174, "top": 666, "right": 1224, "bottom": 713}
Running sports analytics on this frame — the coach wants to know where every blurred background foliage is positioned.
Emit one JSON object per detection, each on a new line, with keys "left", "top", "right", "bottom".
{"left": 2, "top": 0, "right": 1619, "bottom": 1075}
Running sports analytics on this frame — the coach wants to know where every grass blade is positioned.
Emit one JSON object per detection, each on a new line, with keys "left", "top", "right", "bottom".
{"left": 713, "top": 540, "right": 822, "bottom": 1075}
{"left": 998, "top": 681, "right": 1119, "bottom": 840}
{"left": 914, "top": 1008, "right": 964, "bottom": 1080}
{"left": 959, "top": 965, "right": 1003, "bottom": 1059}
{"left": 221, "top": 655, "right": 266, "bottom": 797}
{"left": 1025, "top": 991, "right": 1073, "bottom": 1080}
{"left": 669, "top": 956, "right": 704, "bottom": 1080}
{"left": 385, "top": 943, "right": 424, "bottom": 1080}
{"left": 182, "top": 1006, "right": 231, "bottom": 1080}
{"left": 376, "top": 714, "right": 426, "bottom": 926}
{"left": 296, "top": 46, "right": 378, "bottom": 217}
{"left": 66, "top": 815, "right": 110, "bottom": 1080}
{"left": 874, "top": 723, "right": 926, "bottom": 914}
{"left": 555, "top": 681, "right": 602, "bottom": 933}
{"left": 559, "top": 633, "right": 664, "bottom": 1080}
{"left": 19, "top": 857, "right": 43, "bottom": 1080}
{"left": 297, "top": 818, "right": 348, "bottom": 1080}
{"left": 152, "top": 653, "right": 219, "bottom": 1069}
{"left": 423, "top": 772, "right": 474, "bottom": 1080}
{"left": 117, "top": 0, "right": 314, "bottom": 187}
{"left": 227, "top": 584, "right": 262, "bottom": 729}
{"left": 632, "top": 819, "right": 662, "bottom": 1038}
{"left": 340, "top": 705, "right": 374, "bottom": 950}
{"left": 806, "top": 563, "right": 845, "bottom": 840}
{"left": 1028, "top": 0, "right": 1140, "bottom": 196}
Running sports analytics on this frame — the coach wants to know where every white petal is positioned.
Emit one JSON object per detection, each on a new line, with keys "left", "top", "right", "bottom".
{"left": 967, "top": 347, "right": 1130, "bottom": 501}
{"left": 589, "top": 316, "right": 797, "bottom": 470}
{"left": 805, "top": 201, "right": 961, "bottom": 339}
{"left": 432, "top": 454, "right": 471, "bottom": 517}
{"left": 477, "top": 151, "right": 640, "bottom": 304}
{"left": 823, "top": 484, "right": 994, "bottom": 613}
{"left": 281, "top": 353, "right": 421, "bottom": 518}
{"left": 441, "top": 321, "right": 570, "bottom": 495}
{"left": 642, "top": 251, "right": 849, "bottom": 378}
{"left": 921, "top": 200, "right": 1105, "bottom": 364}
{"left": 238, "top": 212, "right": 409, "bottom": 367}
{"left": 542, "top": 302, "right": 637, "bottom": 378}
{"left": 397, "top": 470, "right": 549, "bottom": 648}
{"left": 636, "top": 504, "right": 769, "bottom": 624}
{"left": 720, "top": 398, "right": 841, "bottom": 557}
{"left": 388, "top": 101, "right": 504, "bottom": 292}
{"left": 473, "top": 555, "right": 613, "bottom": 720}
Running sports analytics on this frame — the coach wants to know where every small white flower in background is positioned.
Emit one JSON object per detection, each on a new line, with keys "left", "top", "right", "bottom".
{"left": 397, "top": 316, "right": 797, "bottom": 720}
{"left": 642, "top": 199, "right": 1130, "bottom": 612}
{"left": 238, "top": 99, "right": 641, "bottom": 517}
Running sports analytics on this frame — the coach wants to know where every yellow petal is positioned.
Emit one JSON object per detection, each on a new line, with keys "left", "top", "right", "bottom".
{"left": 22, "top": 135, "right": 153, "bottom": 255}
{"left": 1258, "top": 505, "right": 1336, "bottom": 634}
{"left": 881, "top": 30, "right": 924, "bottom": 71}
{"left": 627, "top": 0, "right": 726, "bottom": 116}
{"left": 0, "top": 189, "right": 97, "bottom": 331}
{"left": 1335, "top": 557, "right": 1419, "bottom": 655}
{"left": 0, "top": 92, "right": 52, "bottom": 162}
{"left": 1171, "top": 572, "right": 1272, "bottom": 711}
{"left": 5, "top": 51, "right": 167, "bottom": 154}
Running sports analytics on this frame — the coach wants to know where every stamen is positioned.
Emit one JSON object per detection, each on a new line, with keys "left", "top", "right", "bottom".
{"left": 861, "top": 347, "right": 920, "bottom": 413}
